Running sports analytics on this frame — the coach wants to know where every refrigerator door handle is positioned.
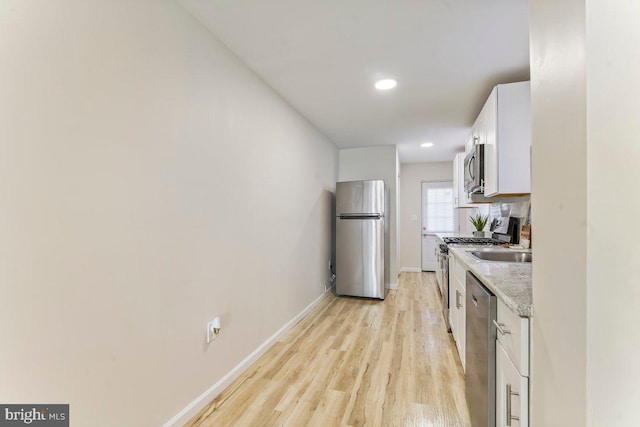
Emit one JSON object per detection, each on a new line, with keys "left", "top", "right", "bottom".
{"left": 338, "top": 214, "right": 382, "bottom": 220}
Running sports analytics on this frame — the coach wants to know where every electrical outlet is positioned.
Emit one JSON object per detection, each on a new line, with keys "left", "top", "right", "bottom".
{"left": 206, "top": 321, "right": 216, "bottom": 343}
{"left": 206, "top": 317, "right": 221, "bottom": 343}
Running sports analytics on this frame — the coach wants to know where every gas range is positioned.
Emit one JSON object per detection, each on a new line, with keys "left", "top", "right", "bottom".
{"left": 439, "top": 237, "right": 507, "bottom": 254}
{"left": 436, "top": 235, "right": 507, "bottom": 333}
{"left": 436, "top": 233, "right": 510, "bottom": 331}
{"left": 442, "top": 237, "right": 505, "bottom": 246}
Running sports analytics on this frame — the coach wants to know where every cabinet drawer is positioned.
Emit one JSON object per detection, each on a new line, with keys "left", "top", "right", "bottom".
{"left": 453, "top": 254, "right": 467, "bottom": 284}
{"left": 496, "top": 299, "right": 530, "bottom": 376}
{"left": 496, "top": 341, "right": 529, "bottom": 427}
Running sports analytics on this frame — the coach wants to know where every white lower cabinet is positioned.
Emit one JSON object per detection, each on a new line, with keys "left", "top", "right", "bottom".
{"left": 448, "top": 257, "right": 457, "bottom": 332}
{"left": 496, "top": 341, "right": 529, "bottom": 427}
{"left": 448, "top": 252, "right": 466, "bottom": 371}
{"left": 495, "top": 298, "right": 530, "bottom": 427}
{"left": 454, "top": 277, "right": 465, "bottom": 371}
{"left": 422, "top": 234, "right": 439, "bottom": 271}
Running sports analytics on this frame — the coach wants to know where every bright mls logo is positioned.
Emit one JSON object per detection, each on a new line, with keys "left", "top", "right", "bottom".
{"left": 0, "top": 405, "right": 68, "bottom": 427}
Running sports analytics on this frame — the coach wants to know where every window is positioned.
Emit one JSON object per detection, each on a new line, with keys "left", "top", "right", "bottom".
{"left": 422, "top": 181, "right": 457, "bottom": 233}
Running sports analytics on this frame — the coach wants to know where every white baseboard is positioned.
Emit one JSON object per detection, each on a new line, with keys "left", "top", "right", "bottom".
{"left": 162, "top": 288, "right": 333, "bottom": 427}
{"left": 389, "top": 281, "right": 398, "bottom": 290}
{"left": 400, "top": 267, "right": 422, "bottom": 273}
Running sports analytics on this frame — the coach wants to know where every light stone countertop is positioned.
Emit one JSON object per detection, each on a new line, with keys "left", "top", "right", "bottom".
{"left": 449, "top": 246, "right": 533, "bottom": 317}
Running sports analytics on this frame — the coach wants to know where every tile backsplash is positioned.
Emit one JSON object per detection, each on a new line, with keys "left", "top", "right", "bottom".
{"left": 459, "top": 196, "right": 531, "bottom": 242}
{"left": 490, "top": 196, "right": 530, "bottom": 222}
{"left": 489, "top": 196, "right": 531, "bottom": 242}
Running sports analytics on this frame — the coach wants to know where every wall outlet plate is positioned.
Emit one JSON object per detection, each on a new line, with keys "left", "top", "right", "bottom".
{"left": 206, "top": 319, "right": 220, "bottom": 343}
{"left": 206, "top": 321, "right": 216, "bottom": 343}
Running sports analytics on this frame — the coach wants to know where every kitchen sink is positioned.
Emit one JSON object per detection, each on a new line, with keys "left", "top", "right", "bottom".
{"left": 468, "top": 250, "right": 532, "bottom": 263}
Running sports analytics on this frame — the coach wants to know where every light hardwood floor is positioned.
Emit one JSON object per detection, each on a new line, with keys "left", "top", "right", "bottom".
{"left": 186, "top": 272, "right": 471, "bottom": 427}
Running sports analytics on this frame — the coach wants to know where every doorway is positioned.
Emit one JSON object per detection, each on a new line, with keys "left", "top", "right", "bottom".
{"left": 421, "top": 181, "right": 457, "bottom": 271}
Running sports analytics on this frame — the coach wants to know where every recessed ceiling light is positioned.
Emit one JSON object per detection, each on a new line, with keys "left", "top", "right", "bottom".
{"left": 375, "top": 79, "right": 397, "bottom": 90}
{"left": 421, "top": 142, "right": 434, "bottom": 148}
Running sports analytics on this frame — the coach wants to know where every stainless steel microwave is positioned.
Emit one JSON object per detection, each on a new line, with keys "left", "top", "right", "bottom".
{"left": 464, "top": 144, "right": 484, "bottom": 194}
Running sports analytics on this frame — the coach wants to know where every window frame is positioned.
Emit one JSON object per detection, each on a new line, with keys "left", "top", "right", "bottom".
{"left": 421, "top": 180, "right": 458, "bottom": 234}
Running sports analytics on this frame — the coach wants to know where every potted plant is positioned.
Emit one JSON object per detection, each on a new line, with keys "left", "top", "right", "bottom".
{"left": 469, "top": 213, "right": 489, "bottom": 237}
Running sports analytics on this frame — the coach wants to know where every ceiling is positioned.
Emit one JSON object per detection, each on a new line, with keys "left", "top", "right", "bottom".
{"left": 179, "top": 0, "right": 530, "bottom": 163}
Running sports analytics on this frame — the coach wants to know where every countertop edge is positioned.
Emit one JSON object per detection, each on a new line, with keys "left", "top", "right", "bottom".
{"left": 449, "top": 247, "right": 533, "bottom": 318}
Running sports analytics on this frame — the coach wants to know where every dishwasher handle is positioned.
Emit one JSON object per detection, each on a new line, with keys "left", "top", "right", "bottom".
{"left": 493, "top": 319, "right": 511, "bottom": 335}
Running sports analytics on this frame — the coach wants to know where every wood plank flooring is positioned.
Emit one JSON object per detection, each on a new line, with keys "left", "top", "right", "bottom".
{"left": 186, "top": 272, "right": 471, "bottom": 427}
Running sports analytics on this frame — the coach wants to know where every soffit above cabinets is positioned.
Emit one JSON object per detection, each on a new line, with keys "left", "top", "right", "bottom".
{"left": 179, "top": 0, "right": 530, "bottom": 163}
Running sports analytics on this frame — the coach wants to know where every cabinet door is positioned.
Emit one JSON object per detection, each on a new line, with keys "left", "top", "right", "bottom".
{"left": 453, "top": 153, "right": 460, "bottom": 208}
{"left": 462, "top": 186, "right": 473, "bottom": 206}
{"left": 435, "top": 252, "right": 442, "bottom": 290}
{"left": 448, "top": 256, "right": 457, "bottom": 336}
{"left": 496, "top": 342, "right": 529, "bottom": 427}
{"left": 483, "top": 82, "right": 531, "bottom": 197}
{"left": 455, "top": 277, "right": 466, "bottom": 371}
{"left": 449, "top": 254, "right": 467, "bottom": 371}
{"left": 495, "top": 82, "right": 531, "bottom": 195}
{"left": 421, "top": 235, "right": 439, "bottom": 271}
{"left": 496, "top": 300, "right": 530, "bottom": 376}
{"left": 483, "top": 87, "right": 499, "bottom": 196}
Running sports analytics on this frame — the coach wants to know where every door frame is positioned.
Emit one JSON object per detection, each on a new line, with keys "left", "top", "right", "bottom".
{"left": 420, "top": 180, "right": 457, "bottom": 271}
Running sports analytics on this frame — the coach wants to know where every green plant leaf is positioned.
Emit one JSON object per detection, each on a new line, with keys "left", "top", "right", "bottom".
{"left": 469, "top": 213, "right": 489, "bottom": 231}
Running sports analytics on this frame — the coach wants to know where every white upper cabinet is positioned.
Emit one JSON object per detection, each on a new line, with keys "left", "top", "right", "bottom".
{"left": 453, "top": 152, "right": 474, "bottom": 208}
{"left": 479, "top": 81, "right": 531, "bottom": 197}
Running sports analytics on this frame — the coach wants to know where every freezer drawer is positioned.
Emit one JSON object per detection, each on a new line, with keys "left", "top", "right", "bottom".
{"left": 336, "top": 217, "right": 385, "bottom": 299}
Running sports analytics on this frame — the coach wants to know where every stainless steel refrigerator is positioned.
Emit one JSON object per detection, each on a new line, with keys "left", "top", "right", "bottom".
{"left": 335, "top": 180, "right": 388, "bottom": 299}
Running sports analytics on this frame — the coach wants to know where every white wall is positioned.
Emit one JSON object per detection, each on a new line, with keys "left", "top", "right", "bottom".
{"left": 399, "top": 161, "right": 452, "bottom": 270}
{"left": 339, "top": 146, "right": 399, "bottom": 288}
{"left": 586, "top": 1, "right": 640, "bottom": 425}
{"left": 458, "top": 208, "right": 484, "bottom": 235}
{"left": 0, "top": 1, "right": 337, "bottom": 426}
{"left": 530, "top": 0, "right": 640, "bottom": 425}
{"left": 530, "top": 0, "right": 587, "bottom": 425}
{"left": 531, "top": 2, "right": 640, "bottom": 424}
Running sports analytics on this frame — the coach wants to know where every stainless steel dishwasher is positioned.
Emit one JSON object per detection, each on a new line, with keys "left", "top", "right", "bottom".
{"left": 465, "top": 271, "right": 497, "bottom": 427}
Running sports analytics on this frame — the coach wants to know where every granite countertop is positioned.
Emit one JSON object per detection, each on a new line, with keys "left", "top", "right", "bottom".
{"left": 449, "top": 246, "right": 533, "bottom": 317}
